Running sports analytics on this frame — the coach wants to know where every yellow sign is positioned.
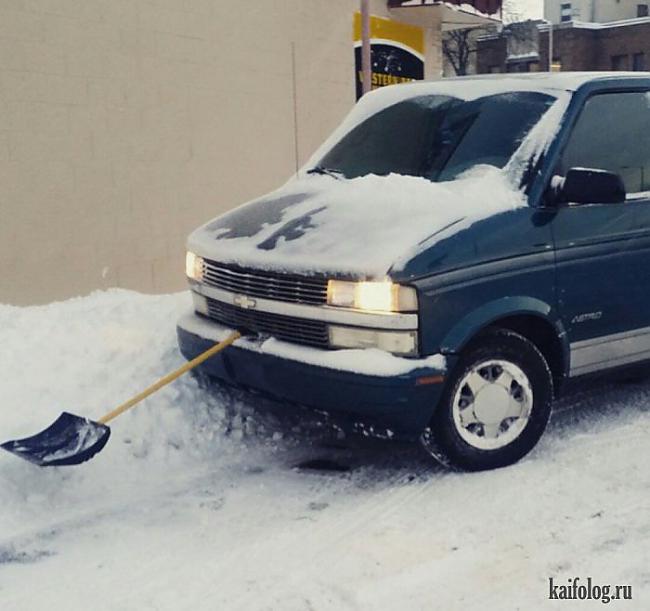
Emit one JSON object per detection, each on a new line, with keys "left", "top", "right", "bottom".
{"left": 353, "top": 13, "right": 424, "bottom": 56}
{"left": 353, "top": 13, "right": 425, "bottom": 99}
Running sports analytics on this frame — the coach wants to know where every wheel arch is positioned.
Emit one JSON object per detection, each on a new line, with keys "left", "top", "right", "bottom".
{"left": 439, "top": 297, "right": 569, "bottom": 394}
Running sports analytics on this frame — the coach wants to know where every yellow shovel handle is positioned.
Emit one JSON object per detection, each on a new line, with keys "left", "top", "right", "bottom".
{"left": 98, "top": 331, "right": 241, "bottom": 425}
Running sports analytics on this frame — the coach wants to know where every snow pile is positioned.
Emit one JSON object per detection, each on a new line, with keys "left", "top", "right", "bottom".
{"left": 190, "top": 165, "right": 525, "bottom": 278}
{"left": 0, "top": 290, "right": 270, "bottom": 539}
{"left": 1, "top": 291, "right": 648, "bottom": 610}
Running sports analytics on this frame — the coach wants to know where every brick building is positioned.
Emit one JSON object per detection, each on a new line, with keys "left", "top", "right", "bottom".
{"left": 477, "top": 17, "right": 650, "bottom": 73}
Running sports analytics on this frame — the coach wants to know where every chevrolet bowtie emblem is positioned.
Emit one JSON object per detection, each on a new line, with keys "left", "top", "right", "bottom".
{"left": 233, "top": 294, "right": 257, "bottom": 309}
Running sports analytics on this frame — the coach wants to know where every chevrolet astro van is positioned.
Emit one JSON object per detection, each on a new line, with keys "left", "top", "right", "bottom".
{"left": 177, "top": 72, "right": 650, "bottom": 471}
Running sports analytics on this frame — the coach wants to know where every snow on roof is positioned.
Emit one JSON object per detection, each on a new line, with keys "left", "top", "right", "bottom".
{"left": 389, "top": 0, "right": 500, "bottom": 19}
{"left": 506, "top": 52, "right": 540, "bottom": 62}
{"left": 303, "top": 71, "right": 637, "bottom": 189}
{"left": 438, "top": 1, "right": 501, "bottom": 23}
{"left": 542, "top": 16, "right": 650, "bottom": 30}
{"left": 426, "top": 71, "right": 650, "bottom": 91}
{"left": 302, "top": 72, "right": 649, "bottom": 178}
{"left": 345, "top": 73, "right": 650, "bottom": 119}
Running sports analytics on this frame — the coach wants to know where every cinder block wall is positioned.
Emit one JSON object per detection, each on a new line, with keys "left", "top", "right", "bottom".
{"left": 0, "top": 0, "right": 441, "bottom": 305}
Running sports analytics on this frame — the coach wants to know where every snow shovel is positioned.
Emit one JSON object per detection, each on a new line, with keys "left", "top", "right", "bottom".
{"left": 1, "top": 331, "right": 241, "bottom": 467}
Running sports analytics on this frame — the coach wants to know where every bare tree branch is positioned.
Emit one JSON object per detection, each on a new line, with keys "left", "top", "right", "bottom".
{"left": 442, "top": 27, "right": 491, "bottom": 76}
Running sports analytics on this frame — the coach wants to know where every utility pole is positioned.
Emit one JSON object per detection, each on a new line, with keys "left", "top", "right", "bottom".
{"left": 540, "top": 19, "right": 554, "bottom": 72}
{"left": 361, "top": 0, "right": 371, "bottom": 95}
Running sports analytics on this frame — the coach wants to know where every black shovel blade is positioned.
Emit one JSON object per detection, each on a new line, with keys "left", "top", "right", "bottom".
{"left": 1, "top": 412, "right": 111, "bottom": 467}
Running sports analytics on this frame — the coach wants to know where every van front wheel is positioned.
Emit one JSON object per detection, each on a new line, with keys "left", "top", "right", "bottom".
{"left": 421, "top": 329, "right": 553, "bottom": 471}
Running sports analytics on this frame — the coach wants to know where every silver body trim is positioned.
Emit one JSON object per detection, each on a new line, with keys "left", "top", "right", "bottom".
{"left": 570, "top": 325, "right": 650, "bottom": 376}
{"left": 190, "top": 282, "right": 419, "bottom": 330}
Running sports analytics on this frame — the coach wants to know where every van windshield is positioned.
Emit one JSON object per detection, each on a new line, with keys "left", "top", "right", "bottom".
{"left": 315, "top": 91, "right": 556, "bottom": 182}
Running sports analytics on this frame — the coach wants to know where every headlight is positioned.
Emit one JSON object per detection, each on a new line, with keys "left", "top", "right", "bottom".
{"left": 186, "top": 251, "right": 204, "bottom": 281}
{"left": 327, "top": 280, "right": 417, "bottom": 312}
{"left": 329, "top": 326, "right": 418, "bottom": 356}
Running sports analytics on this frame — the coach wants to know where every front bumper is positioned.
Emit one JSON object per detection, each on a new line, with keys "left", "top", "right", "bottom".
{"left": 177, "top": 311, "right": 453, "bottom": 441}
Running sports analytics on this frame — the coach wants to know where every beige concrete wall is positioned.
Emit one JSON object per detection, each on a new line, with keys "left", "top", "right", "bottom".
{"left": 0, "top": 0, "right": 441, "bottom": 305}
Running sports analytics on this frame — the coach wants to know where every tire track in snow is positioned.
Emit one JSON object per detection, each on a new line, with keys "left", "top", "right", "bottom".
{"left": 231, "top": 377, "right": 650, "bottom": 609}
{"left": 228, "top": 459, "right": 445, "bottom": 609}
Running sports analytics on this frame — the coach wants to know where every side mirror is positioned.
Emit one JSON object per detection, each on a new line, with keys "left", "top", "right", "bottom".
{"left": 552, "top": 168, "right": 626, "bottom": 205}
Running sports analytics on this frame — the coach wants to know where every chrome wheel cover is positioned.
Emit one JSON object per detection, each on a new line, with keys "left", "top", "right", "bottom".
{"left": 452, "top": 359, "right": 533, "bottom": 451}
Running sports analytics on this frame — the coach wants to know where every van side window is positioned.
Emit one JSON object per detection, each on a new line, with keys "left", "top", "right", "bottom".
{"left": 560, "top": 92, "right": 650, "bottom": 195}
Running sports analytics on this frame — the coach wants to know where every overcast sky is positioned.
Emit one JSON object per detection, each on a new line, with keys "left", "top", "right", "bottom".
{"left": 510, "top": 0, "right": 544, "bottom": 20}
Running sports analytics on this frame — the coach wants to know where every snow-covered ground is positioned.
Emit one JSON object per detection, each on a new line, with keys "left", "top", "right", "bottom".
{"left": 0, "top": 290, "right": 648, "bottom": 610}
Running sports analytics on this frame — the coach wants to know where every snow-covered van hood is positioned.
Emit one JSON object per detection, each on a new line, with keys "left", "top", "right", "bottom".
{"left": 188, "top": 166, "right": 525, "bottom": 279}
{"left": 188, "top": 81, "right": 571, "bottom": 279}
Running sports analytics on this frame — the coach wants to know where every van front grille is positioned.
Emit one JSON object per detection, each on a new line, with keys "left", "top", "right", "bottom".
{"left": 204, "top": 297, "right": 330, "bottom": 349}
{"left": 202, "top": 259, "right": 328, "bottom": 306}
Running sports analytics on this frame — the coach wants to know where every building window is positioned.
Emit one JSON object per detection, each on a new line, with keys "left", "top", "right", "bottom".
{"left": 633, "top": 52, "right": 646, "bottom": 70}
{"left": 561, "top": 3, "right": 572, "bottom": 22}
{"left": 611, "top": 54, "right": 629, "bottom": 70}
{"left": 638, "top": 4, "right": 649, "bottom": 17}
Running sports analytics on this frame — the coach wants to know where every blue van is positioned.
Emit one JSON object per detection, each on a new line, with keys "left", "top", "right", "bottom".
{"left": 178, "top": 72, "right": 650, "bottom": 471}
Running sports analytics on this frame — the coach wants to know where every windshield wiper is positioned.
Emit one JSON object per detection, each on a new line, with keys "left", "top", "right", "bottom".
{"left": 307, "top": 166, "right": 344, "bottom": 179}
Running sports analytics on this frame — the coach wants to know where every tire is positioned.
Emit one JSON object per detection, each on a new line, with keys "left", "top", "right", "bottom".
{"left": 421, "top": 328, "right": 553, "bottom": 472}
